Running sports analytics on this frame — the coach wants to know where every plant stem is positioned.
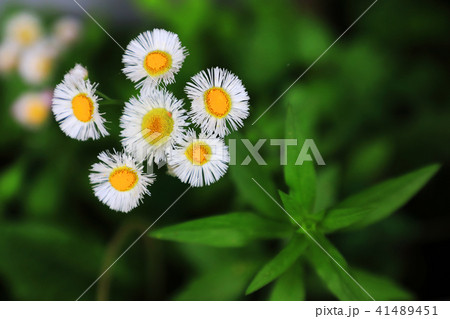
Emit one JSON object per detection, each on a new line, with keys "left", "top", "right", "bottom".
{"left": 101, "top": 100, "right": 122, "bottom": 106}
{"left": 96, "top": 221, "right": 147, "bottom": 301}
{"left": 96, "top": 90, "right": 113, "bottom": 100}
{"left": 96, "top": 90, "right": 122, "bottom": 105}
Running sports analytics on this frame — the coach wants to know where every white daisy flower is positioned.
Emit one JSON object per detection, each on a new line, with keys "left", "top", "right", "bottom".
{"left": 4, "top": 12, "right": 43, "bottom": 48}
{"left": 12, "top": 90, "right": 52, "bottom": 129}
{"left": 185, "top": 67, "right": 250, "bottom": 137}
{"left": 52, "top": 72, "right": 109, "bottom": 141}
{"left": 53, "top": 17, "right": 82, "bottom": 48}
{"left": 166, "top": 164, "right": 177, "bottom": 177}
{"left": 168, "top": 130, "right": 230, "bottom": 187}
{"left": 19, "top": 40, "right": 58, "bottom": 84}
{"left": 0, "top": 41, "right": 20, "bottom": 74}
{"left": 90, "top": 150, "right": 155, "bottom": 213}
{"left": 120, "top": 87, "right": 188, "bottom": 164}
{"left": 65, "top": 63, "right": 88, "bottom": 82}
{"left": 122, "top": 29, "right": 188, "bottom": 89}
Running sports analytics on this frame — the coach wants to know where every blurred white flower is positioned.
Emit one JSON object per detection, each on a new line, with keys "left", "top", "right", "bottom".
{"left": 65, "top": 63, "right": 88, "bottom": 82}
{"left": 53, "top": 17, "right": 82, "bottom": 48}
{"left": 5, "top": 12, "right": 43, "bottom": 48}
{"left": 0, "top": 41, "right": 20, "bottom": 74}
{"left": 18, "top": 39, "right": 58, "bottom": 84}
{"left": 12, "top": 90, "right": 52, "bottom": 129}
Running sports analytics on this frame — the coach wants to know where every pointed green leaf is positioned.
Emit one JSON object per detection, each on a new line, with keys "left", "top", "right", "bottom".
{"left": 279, "top": 190, "right": 325, "bottom": 227}
{"left": 270, "top": 261, "right": 305, "bottom": 301}
{"left": 306, "top": 232, "right": 373, "bottom": 301}
{"left": 149, "top": 212, "right": 292, "bottom": 247}
{"left": 229, "top": 133, "right": 283, "bottom": 220}
{"left": 175, "top": 260, "right": 259, "bottom": 301}
{"left": 352, "top": 268, "right": 413, "bottom": 301}
{"left": 284, "top": 103, "right": 316, "bottom": 213}
{"left": 246, "top": 234, "right": 308, "bottom": 294}
{"left": 320, "top": 164, "right": 440, "bottom": 232}
{"left": 279, "top": 190, "right": 308, "bottom": 223}
{"left": 230, "top": 163, "right": 281, "bottom": 219}
{"left": 314, "top": 165, "right": 340, "bottom": 213}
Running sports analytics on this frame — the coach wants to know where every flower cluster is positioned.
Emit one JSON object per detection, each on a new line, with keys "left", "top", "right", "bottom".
{"left": 1, "top": 12, "right": 82, "bottom": 130}
{"left": 51, "top": 29, "right": 250, "bottom": 213}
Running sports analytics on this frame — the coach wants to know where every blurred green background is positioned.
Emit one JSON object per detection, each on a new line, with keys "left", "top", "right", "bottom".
{"left": 0, "top": 0, "right": 449, "bottom": 300}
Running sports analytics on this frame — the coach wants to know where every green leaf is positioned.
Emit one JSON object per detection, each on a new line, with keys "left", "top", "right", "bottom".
{"left": 279, "top": 190, "right": 325, "bottom": 227}
{"left": 352, "top": 268, "right": 414, "bottom": 301}
{"left": 270, "top": 261, "right": 305, "bottom": 301}
{"left": 25, "top": 167, "right": 62, "bottom": 218}
{"left": 0, "top": 160, "right": 24, "bottom": 203}
{"left": 279, "top": 190, "right": 307, "bottom": 223}
{"left": 306, "top": 232, "right": 373, "bottom": 301}
{"left": 229, "top": 133, "right": 284, "bottom": 220}
{"left": 284, "top": 103, "right": 316, "bottom": 214}
{"left": 320, "top": 164, "right": 440, "bottom": 232}
{"left": 174, "top": 259, "right": 259, "bottom": 301}
{"left": 314, "top": 165, "right": 340, "bottom": 213}
{"left": 149, "top": 212, "right": 292, "bottom": 247}
{"left": 246, "top": 234, "right": 308, "bottom": 294}
{"left": 0, "top": 222, "right": 104, "bottom": 300}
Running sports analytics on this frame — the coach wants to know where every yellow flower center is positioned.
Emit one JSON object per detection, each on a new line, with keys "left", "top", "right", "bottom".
{"left": 109, "top": 166, "right": 138, "bottom": 192}
{"left": 36, "top": 56, "right": 52, "bottom": 78}
{"left": 17, "top": 27, "right": 37, "bottom": 45}
{"left": 27, "top": 101, "right": 48, "bottom": 125}
{"left": 72, "top": 93, "right": 94, "bottom": 123}
{"left": 141, "top": 108, "right": 174, "bottom": 145}
{"left": 204, "top": 87, "right": 231, "bottom": 118}
{"left": 185, "top": 141, "right": 212, "bottom": 166}
{"left": 144, "top": 50, "right": 172, "bottom": 76}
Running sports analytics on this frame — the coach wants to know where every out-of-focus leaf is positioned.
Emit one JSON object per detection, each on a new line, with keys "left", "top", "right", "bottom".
{"left": 314, "top": 165, "right": 340, "bottom": 213}
{"left": 246, "top": 234, "right": 307, "bottom": 294}
{"left": 293, "top": 15, "right": 332, "bottom": 63}
{"left": 230, "top": 164, "right": 282, "bottom": 220}
{"left": 0, "top": 160, "right": 24, "bottom": 203}
{"left": 270, "top": 261, "right": 305, "bottom": 301}
{"left": 320, "top": 164, "right": 440, "bottom": 233}
{"left": 229, "top": 132, "right": 284, "bottom": 220}
{"left": 346, "top": 138, "right": 392, "bottom": 186}
{"left": 306, "top": 232, "right": 373, "bottom": 301}
{"left": 25, "top": 167, "right": 62, "bottom": 218}
{"left": 0, "top": 222, "right": 104, "bottom": 300}
{"left": 174, "top": 260, "right": 259, "bottom": 301}
{"left": 133, "top": 0, "right": 212, "bottom": 38}
{"left": 237, "top": 0, "right": 294, "bottom": 87}
{"left": 352, "top": 268, "right": 414, "bottom": 301}
{"left": 149, "top": 212, "right": 292, "bottom": 247}
{"left": 284, "top": 102, "right": 316, "bottom": 214}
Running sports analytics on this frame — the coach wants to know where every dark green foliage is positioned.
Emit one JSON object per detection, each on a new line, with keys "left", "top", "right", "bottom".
{"left": 149, "top": 212, "right": 292, "bottom": 247}
{"left": 0, "top": 0, "right": 447, "bottom": 300}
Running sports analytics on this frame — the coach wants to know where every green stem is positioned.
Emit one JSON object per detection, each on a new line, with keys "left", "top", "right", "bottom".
{"left": 97, "top": 90, "right": 121, "bottom": 105}
{"left": 101, "top": 100, "right": 122, "bottom": 106}
{"left": 96, "top": 221, "right": 147, "bottom": 301}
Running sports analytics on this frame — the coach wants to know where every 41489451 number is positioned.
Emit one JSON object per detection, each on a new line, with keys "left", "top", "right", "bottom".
{"left": 376, "top": 306, "right": 438, "bottom": 316}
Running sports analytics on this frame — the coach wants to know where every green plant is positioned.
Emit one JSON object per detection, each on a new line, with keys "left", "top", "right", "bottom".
{"left": 149, "top": 103, "right": 439, "bottom": 300}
